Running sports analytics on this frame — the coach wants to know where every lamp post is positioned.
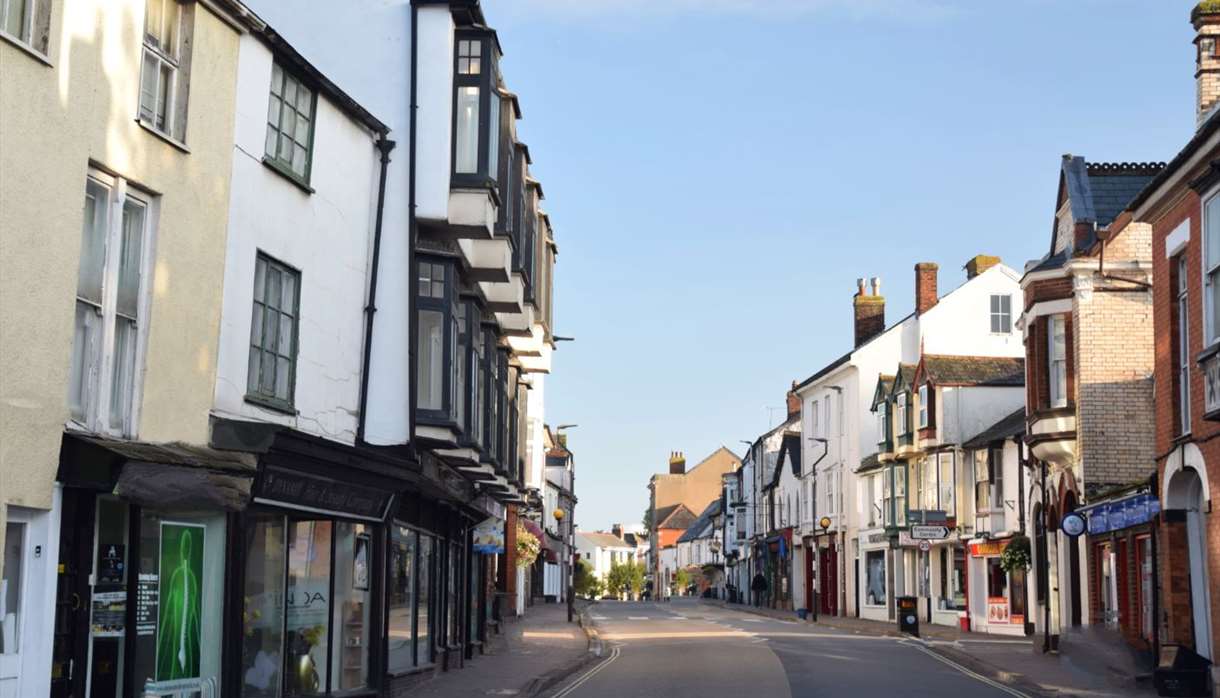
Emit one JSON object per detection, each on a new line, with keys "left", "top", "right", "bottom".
{"left": 556, "top": 424, "right": 578, "bottom": 622}
{"left": 710, "top": 538, "right": 723, "bottom": 599}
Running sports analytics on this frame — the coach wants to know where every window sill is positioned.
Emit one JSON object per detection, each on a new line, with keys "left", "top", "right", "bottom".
{"left": 244, "top": 393, "right": 298, "bottom": 416}
{"left": 135, "top": 119, "right": 191, "bottom": 153}
{"left": 0, "top": 31, "right": 51, "bottom": 67}
{"left": 262, "top": 157, "right": 315, "bottom": 194}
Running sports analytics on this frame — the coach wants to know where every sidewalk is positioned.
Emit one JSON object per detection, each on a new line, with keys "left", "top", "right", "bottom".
{"left": 700, "top": 600, "right": 1155, "bottom": 697}
{"left": 410, "top": 601, "right": 598, "bottom": 698}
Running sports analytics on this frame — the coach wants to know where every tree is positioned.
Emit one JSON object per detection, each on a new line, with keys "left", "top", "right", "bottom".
{"left": 606, "top": 562, "right": 631, "bottom": 599}
{"left": 573, "top": 559, "right": 596, "bottom": 598}
{"left": 674, "top": 568, "right": 691, "bottom": 595}
{"left": 642, "top": 505, "right": 652, "bottom": 531}
{"left": 626, "top": 562, "right": 646, "bottom": 599}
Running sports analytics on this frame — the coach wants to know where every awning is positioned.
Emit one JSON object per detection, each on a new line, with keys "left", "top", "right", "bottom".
{"left": 58, "top": 432, "right": 257, "bottom": 512}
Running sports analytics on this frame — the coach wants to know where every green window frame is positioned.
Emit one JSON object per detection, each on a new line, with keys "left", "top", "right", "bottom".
{"left": 247, "top": 253, "right": 300, "bottom": 411}
{"left": 264, "top": 62, "right": 317, "bottom": 185}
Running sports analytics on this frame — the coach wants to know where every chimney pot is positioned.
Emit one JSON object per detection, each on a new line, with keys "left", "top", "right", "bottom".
{"left": 786, "top": 381, "right": 801, "bottom": 421}
{"left": 669, "top": 451, "right": 686, "bottom": 475}
{"left": 870, "top": 276, "right": 881, "bottom": 296}
{"left": 853, "top": 275, "right": 885, "bottom": 347}
{"left": 915, "top": 262, "right": 939, "bottom": 315}
{"left": 857, "top": 278, "right": 866, "bottom": 295}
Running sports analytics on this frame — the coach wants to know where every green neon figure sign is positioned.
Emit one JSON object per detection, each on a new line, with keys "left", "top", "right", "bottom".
{"left": 156, "top": 522, "right": 204, "bottom": 680}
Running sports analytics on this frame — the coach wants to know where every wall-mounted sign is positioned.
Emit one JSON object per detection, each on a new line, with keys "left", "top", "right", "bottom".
{"left": 156, "top": 522, "right": 204, "bottom": 681}
{"left": 969, "top": 540, "right": 1009, "bottom": 557}
{"left": 472, "top": 516, "right": 505, "bottom": 554}
{"left": 1060, "top": 512, "right": 1087, "bottom": 538}
{"left": 255, "top": 466, "right": 393, "bottom": 520}
{"left": 136, "top": 573, "right": 159, "bottom": 636}
{"left": 91, "top": 591, "right": 126, "bottom": 635}
{"left": 1084, "top": 493, "right": 1160, "bottom": 536}
{"left": 987, "top": 597, "right": 1010, "bottom": 623}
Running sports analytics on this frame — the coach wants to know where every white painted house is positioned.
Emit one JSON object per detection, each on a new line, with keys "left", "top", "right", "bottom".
{"left": 794, "top": 258, "right": 1024, "bottom": 624}
{"left": 576, "top": 531, "right": 635, "bottom": 582}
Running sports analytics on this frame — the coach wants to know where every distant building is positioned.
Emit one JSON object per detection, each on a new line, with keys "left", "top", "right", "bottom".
{"left": 647, "top": 447, "right": 740, "bottom": 576}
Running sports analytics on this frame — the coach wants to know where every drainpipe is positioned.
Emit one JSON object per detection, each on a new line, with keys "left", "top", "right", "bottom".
{"left": 357, "top": 134, "right": 396, "bottom": 445}
{"left": 1042, "top": 456, "right": 1051, "bottom": 654}
{"left": 406, "top": 1, "right": 420, "bottom": 456}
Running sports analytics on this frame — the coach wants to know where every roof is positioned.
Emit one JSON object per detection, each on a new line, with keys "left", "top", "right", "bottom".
{"left": 622, "top": 532, "right": 642, "bottom": 547}
{"left": 577, "top": 531, "right": 631, "bottom": 549}
{"left": 655, "top": 503, "right": 697, "bottom": 531}
{"left": 1129, "top": 109, "right": 1220, "bottom": 214}
{"left": 771, "top": 432, "right": 802, "bottom": 489}
{"left": 795, "top": 350, "right": 852, "bottom": 391}
{"left": 963, "top": 407, "right": 1027, "bottom": 449}
{"left": 871, "top": 374, "right": 895, "bottom": 410}
{"left": 917, "top": 355, "right": 1025, "bottom": 388}
{"left": 677, "top": 500, "right": 721, "bottom": 544}
{"left": 857, "top": 452, "right": 883, "bottom": 473}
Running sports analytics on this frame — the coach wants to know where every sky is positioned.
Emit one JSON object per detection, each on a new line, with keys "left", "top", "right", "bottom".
{"left": 478, "top": 0, "right": 1200, "bottom": 533}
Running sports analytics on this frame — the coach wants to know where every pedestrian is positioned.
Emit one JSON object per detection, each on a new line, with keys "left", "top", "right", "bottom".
{"left": 751, "top": 572, "right": 767, "bottom": 607}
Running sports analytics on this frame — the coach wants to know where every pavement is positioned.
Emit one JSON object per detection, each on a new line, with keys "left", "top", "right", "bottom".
{"left": 409, "top": 601, "right": 598, "bottom": 698}
{"left": 535, "top": 598, "right": 1156, "bottom": 698}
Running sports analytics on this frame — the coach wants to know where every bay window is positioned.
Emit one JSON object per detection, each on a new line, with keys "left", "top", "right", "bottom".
{"left": 1048, "top": 314, "right": 1067, "bottom": 408}
{"left": 917, "top": 384, "right": 928, "bottom": 429}
{"left": 1206, "top": 192, "right": 1220, "bottom": 344}
{"left": 70, "top": 172, "right": 154, "bottom": 436}
{"left": 461, "top": 308, "right": 485, "bottom": 449}
{"left": 452, "top": 31, "right": 501, "bottom": 187}
{"left": 938, "top": 451, "right": 955, "bottom": 517}
{"left": 896, "top": 393, "right": 908, "bottom": 436}
{"left": 417, "top": 257, "right": 461, "bottom": 427}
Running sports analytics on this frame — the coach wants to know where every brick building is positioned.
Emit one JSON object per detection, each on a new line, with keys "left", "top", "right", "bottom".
{"left": 1125, "top": 4, "right": 1220, "bottom": 686}
{"left": 1021, "top": 153, "right": 1162, "bottom": 653}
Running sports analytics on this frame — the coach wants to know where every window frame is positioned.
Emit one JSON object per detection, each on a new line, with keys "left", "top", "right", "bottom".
{"left": 245, "top": 252, "right": 301, "bottom": 413}
{"left": 416, "top": 256, "right": 462, "bottom": 428}
{"left": 1047, "top": 314, "right": 1068, "bottom": 408}
{"left": 1178, "top": 254, "right": 1192, "bottom": 435}
{"left": 459, "top": 300, "right": 486, "bottom": 450}
{"left": 69, "top": 170, "right": 157, "bottom": 438}
{"left": 917, "top": 384, "right": 929, "bottom": 429}
{"left": 0, "top": 0, "right": 48, "bottom": 58}
{"left": 1204, "top": 189, "right": 1220, "bottom": 345}
{"left": 263, "top": 60, "right": 319, "bottom": 188}
{"left": 989, "top": 294, "right": 1012, "bottom": 334}
{"left": 896, "top": 393, "right": 908, "bottom": 436}
{"left": 451, "top": 30, "right": 501, "bottom": 190}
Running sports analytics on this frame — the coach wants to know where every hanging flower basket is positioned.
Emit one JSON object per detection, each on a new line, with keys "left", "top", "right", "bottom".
{"left": 516, "top": 523, "right": 541, "bottom": 568}
{"left": 1000, "top": 535, "right": 1032, "bottom": 574}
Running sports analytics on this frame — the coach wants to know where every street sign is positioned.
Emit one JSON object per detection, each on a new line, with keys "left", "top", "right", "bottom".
{"left": 1061, "top": 512, "right": 1087, "bottom": 538}
{"left": 917, "top": 540, "right": 931, "bottom": 553}
{"left": 910, "top": 525, "right": 949, "bottom": 540}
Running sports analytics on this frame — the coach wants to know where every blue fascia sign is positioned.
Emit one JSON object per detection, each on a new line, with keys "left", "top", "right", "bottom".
{"left": 1082, "top": 492, "right": 1160, "bottom": 536}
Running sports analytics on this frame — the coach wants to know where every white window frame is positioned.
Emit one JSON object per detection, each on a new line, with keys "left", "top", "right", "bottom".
{"left": 0, "top": 0, "right": 35, "bottom": 50}
{"left": 917, "top": 384, "right": 929, "bottom": 429}
{"left": 1048, "top": 314, "right": 1068, "bottom": 408}
{"left": 138, "top": 0, "right": 183, "bottom": 139}
{"left": 69, "top": 169, "right": 157, "bottom": 438}
{"left": 1205, "top": 189, "right": 1220, "bottom": 345}
{"left": 1179, "top": 254, "right": 1192, "bottom": 434}
{"left": 810, "top": 399, "right": 819, "bottom": 437}
{"left": 990, "top": 294, "right": 1012, "bottom": 334}
{"left": 837, "top": 392, "right": 844, "bottom": 436}
{"left": 823, "top": 395, "right": 831, "bottom": 439}
{"left": 876, "top": 409, "right": 887, "bottom": 446}
{"left": 896, "top": 393, "right": 908, "bottom": 435}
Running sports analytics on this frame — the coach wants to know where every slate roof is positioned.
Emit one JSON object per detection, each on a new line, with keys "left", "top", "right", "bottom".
{"left": 622, "top": 532, "right": 642, "bottom": 547}
{"left": 773, "top": 432, "right": 802, "bottom": 485}
{"left": 577, "top": 531, "right": 631, "bottom": 549}
{"left": 919, "top": 355, "right": 1025, "bottom": 387}
{"left": 655, "top": 503, "right": 698, "bottom": 531}
{"left": 677, "top": 499, "right": 721, "bottom": 544}
{"left": 857, "top": 452, "right": 883, "bottom": 473}
{"left": 963, "top": 407, "right": 1027, "bottom": 449}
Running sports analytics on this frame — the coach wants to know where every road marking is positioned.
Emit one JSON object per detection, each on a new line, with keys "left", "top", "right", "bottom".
{"left": 599, "top": 630, "right": 755, "bottom": 640}
{"left": 900, "top": 640, "right": 1032, "bottom": 698}
{"left": 755, "top": 631, "right": 895, "bottom": 640}
{"left": 627, "top": 616, "right": 649, "bottom": 620}
{"left": 552, "top": 643, "right": 622, "bottom": 698}
{"left": 739, "top": 618, "right": 763, "bottom": 623}
{"left": 523, "top": 631, "right": 578, "bottom": 639}
{"left": 590, "top": 616, "right": 608, "bottom": 620}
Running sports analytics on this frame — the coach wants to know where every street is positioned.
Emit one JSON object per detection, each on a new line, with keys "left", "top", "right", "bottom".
{"left": 548, "top": 600, "right": 1023, "bottom": 698}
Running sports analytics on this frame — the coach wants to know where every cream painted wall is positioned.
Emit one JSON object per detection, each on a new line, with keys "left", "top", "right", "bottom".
{"left": 0, "top": 1, "right": 240, "bottom": 515}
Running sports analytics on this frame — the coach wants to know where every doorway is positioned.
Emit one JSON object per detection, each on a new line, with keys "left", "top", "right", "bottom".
{"left": 1166, "top": 466, "right": 1213, "bottom": 661}
{"left": 819, "top": 545, "right": 838, "bottom": 616}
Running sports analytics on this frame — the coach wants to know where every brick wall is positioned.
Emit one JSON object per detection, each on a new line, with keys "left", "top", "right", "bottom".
{"left": 1074, "top": 277, "right": 1155, "bottom": 495}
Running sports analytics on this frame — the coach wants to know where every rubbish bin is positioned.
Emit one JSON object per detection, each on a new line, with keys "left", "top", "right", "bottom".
{"left": 1154, "top": 644, "right": 1212, "bottom": 697}
{"left": 797, "top": 608, "right": 809, "bottom": 620}
{"left": 897, "top": 596, "right": 919, "bottom": 637}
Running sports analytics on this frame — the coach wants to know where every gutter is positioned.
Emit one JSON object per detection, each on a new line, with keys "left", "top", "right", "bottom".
{"left": 357, "top": 136, "right": 396, "bottom": 444}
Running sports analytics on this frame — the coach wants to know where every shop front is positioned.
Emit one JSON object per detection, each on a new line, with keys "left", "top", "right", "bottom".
{"left": 967, "top": 538, "right": 1028, "bottom": 636}
{"left": 859, "top": 532, "right": 890, "bottom": 622}
{"left": 51, "top": 433, "right": 256, "bottom": 698}
{"left": 764, "top": 529, "right": 793, "bottom": 610}
{"left": 1080, "top": 490, "right": 1159, "bottom": 649}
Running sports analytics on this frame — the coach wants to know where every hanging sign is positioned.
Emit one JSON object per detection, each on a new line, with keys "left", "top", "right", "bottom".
{"left": 472, "top": 516, "right": 506, "bottom": 554}
{"left": 1060, "top": 512, "right": 1087, "bottom": 538}
{"left": 969, "top": 540, "right": 1009, "bottom": 557}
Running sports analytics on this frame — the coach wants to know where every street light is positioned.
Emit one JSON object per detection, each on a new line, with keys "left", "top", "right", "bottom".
{"left": 555, "top": 424, "right": 578, "bottom": 621}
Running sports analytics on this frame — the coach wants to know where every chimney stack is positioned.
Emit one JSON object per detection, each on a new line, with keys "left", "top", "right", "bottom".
{"left": 915, "top": 262, "right": 939, "bottom": 315}
{"left": 557, "top": 433, "right": 568, "bottom": 449}
{"left": 786, "top": 380, "right": 801, "bottom": 421}
{"left": 965, "top": 254, "right": 1001, "bottom": 280}
{"left": 1195, "top": 2, "right": 1220, "bottom": 126}
{"left": 669, "top": 451, "right": 686, "bottom": 475}
{"left": 612, "top": 524, "right": 623, "bottom": 539}
{"left": 853, "top": 276, "right": 885, "bottom": 347}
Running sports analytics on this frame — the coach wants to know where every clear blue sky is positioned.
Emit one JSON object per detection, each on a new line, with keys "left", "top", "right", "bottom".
{"left": 488, "top": 0, "right": 1195, "bottom": 532}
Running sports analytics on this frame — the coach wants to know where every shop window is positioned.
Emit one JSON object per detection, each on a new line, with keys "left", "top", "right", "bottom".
{"left": 286, "top": 519, "right": 333, "bottom": 696}
{"left": 939, "top": 547, "right": 966, "bottom": 611}
{"left": 1, "top": 521, "right": 23, "bottom": 654}
{"left": 387, "top": 525, "right": 416, "bottom": 671}
{"left": 865, "top": 550, "right": 886, "bottom": 606}
{"left": 241, "top": 514, "right": 285, "bottom": 698}
{"left": 333, "top": 522, "right": 372, "bottom": 691}
{"left": 418, "top": 534, "right": 434, "bottom": 664}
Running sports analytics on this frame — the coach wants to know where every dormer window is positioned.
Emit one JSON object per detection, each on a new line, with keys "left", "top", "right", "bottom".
{"left": 917, "top": 384, "right": 929, "bottom": 429}
{"left": 452, "top": 32, "right": 500, "bottom": 187}
{"left": 896, "top": 393, "right": 908, "bottom": 435}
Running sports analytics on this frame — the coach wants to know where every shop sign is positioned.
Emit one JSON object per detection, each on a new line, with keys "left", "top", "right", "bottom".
{"left": 1084, "top": 493, "right": 1160, "bottom": 536}
{"left": 1061, "top": 512, "right": 1087, "bottom": 537}
{"left": 867, "top": 533, "right": 889, "bottom": 544}
{"left": 986, "top": 597, "right": 1009, "bottom": 623}
{"left": 156, "top": 522, "right": 204, "bottom": 681}
{"left": 255, "top": 466, "right": 393, "bottom": 520}
{"left": 136, "top": 573, "right": 159, "bottom": 636}
{"left": 969, "top": 540, "right": 1009, "bottom": 557}
{"left": 91, "top": 591, "right": 126, "bottom": 635}
{"left": 472, "top": 516, "right": 506, "bottom": 554}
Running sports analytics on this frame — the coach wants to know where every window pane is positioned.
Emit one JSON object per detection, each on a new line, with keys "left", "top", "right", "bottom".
{"left": 1, "top": 521, "right": 23, "bottom": 654}
{"left": 487, "top": 96, "right": 500, "bottom": 178}
{"left": 454, "top": 86, "right": 480, "bottom": 174}
{"left": 274, "top": 357, "right": 290, "bottom": 400}
{"left": 286, "top": 520, "right": 332, "bottom": 696}
{"left": 291, "top": 146, "right": 306, "bottom": 177}
{"left": 144, "top": 0, "right": 163, "bottom": 44}
{"left": 297, "top": 85, "right": 312, "bottom": 115}
{"left": 264, "top": 127, "right": 278, "bottom": 161}
{"left": 156, "top": 62, "right": 172, "bottom": 129}
{"left": 295, "top": 114, "right": 309, "bottom": 145}
{"left": 267, "top": 96, "right": 281, "bottom": 127}
{"left": 271, "top": 63, "right": 283, "bottom": 96}
{"left": 241, "top": 514, "right": 285, "bottom": 698}
{"left": 109, "top": 317, "right": 136, "bottom": 431}
{"left": 387, "top": 526, "right": 416, "bottom": 671}
{"left": 1211, "top": 273, "right": 1220, "bottom": 343}
{"left": 1207, "top": 195, "right": 1220, "bottom": 270}
{"left": 939, "top": 453, "right": 954, "bottom": 515}
{"left": 247, "top": 345, "right": 261, "bottom": 395}
{"left": 283, "top": 76, "right": 297, "bottom": 111}
{"left": 332, "top": 523, "right": 371, "bottom": 691}
{"left": 253, "top": 258, "right": 266, "bottom": 301}
{"left": 139, "top": 51, "right": 160, "bottom": 122}
{"left": 78, "top": 180, "right": 110, "bottom": 303}
{"left": 418, "top": 310, "right": 444, "bottom": 410}
{"left": 279, "top": 134, "right": 294, "bottom": 164}
{"left": 70, "top": 301, "right": 98, "bottom": 421}
{"left": 261, "top": 350, "right": 276, "bottom": 395}
{"left": 418, "top": 535, "right": 433, "bottom": 664}
{"left": 117, "top": 200, "right": 145, "bottom": 319}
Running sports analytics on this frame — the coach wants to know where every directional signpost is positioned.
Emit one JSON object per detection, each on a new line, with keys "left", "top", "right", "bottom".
{"left": 910, "top": 525, "right": 949, "bottom": 540}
